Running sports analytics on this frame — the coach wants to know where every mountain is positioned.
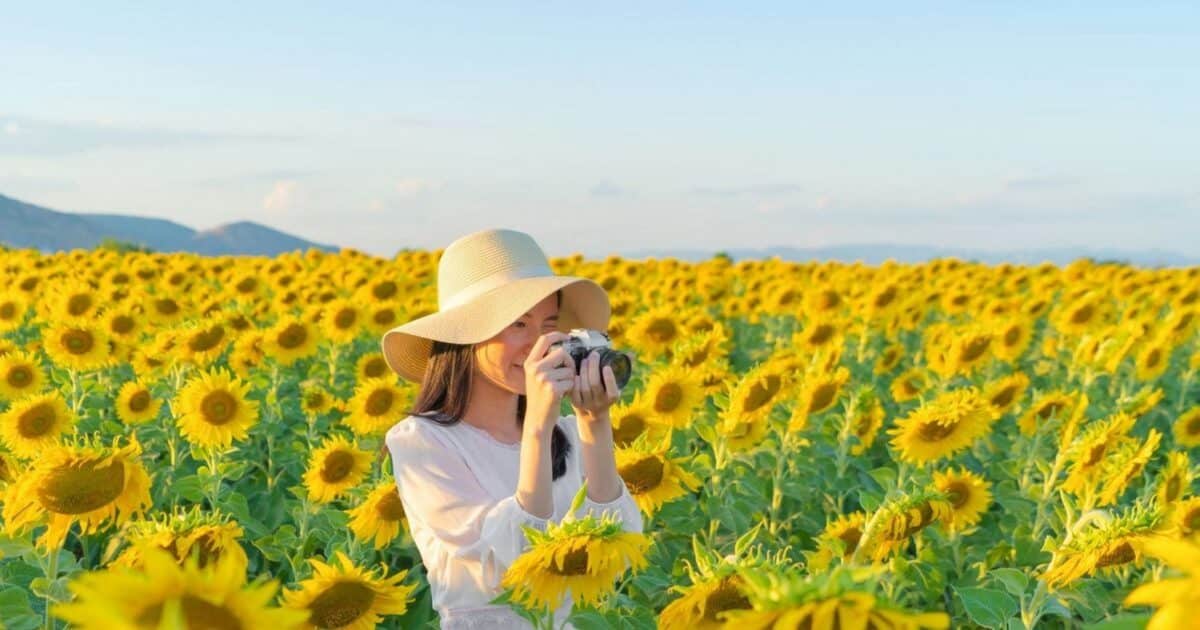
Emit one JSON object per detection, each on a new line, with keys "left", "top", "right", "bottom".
{"left": 0, "top": 192, "right": 339, "bottom": 256}
{"left": 623, "top": 243, "right": 1200, "bottom": 268}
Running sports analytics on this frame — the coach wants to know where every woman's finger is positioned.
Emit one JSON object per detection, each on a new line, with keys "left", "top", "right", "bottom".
{"left": 603, "top": 365, "right": 619, "bottom": 401}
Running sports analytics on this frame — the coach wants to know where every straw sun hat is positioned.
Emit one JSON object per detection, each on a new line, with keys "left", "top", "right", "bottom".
{"left": 381, "top": 228, "right": 612, "bottom": 383}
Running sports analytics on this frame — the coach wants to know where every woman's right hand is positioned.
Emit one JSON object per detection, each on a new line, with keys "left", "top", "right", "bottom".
{"left": 523, "top": 331, "right": 576, "bottom": 437}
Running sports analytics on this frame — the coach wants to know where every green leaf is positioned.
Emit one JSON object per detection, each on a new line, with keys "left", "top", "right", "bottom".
{"left": 569, "top": 480, "right": 589, "bottom": 517}
{"left": 171, "top": 475, "right": 205, "bottom": 503}
{"left": 989, "top": 568, "right": 1030, "bottom": 597}
{"left": 0, "top": 587, "right": 38, "bottom": 627}
{"left": 1084, "top": 613, "right": 1151, "bottom": 630}
{"left": 568, "top": 610, "right": 612, "bottom": 630}
{"left": 956, "top": 586, "right": 1018, "bottom": 630}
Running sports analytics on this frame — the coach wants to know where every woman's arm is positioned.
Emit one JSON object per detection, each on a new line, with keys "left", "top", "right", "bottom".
{"left": 576, "top": 411, "right": 624, "bottom": 504}
{"left": 514, "top": 418, "right": 556, "bottom": 519}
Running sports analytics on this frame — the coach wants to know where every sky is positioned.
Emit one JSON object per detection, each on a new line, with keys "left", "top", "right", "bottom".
{"left": 2, "top": 2, "right": 1198, "bottom": 259}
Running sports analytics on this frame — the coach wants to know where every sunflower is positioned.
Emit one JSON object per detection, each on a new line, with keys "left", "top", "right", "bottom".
{"left": 228, "top": 330, "right": 267, "bottom": 379}
{"left": 303, "top": 436, "right": 373, "bottom": 503}
{"left": 264, "top": 315, "right": 321, "bottom": 366}
{"left": 1123, "top": 536, "right": 1200, "bottom": 628}
{"left": 114, "top": 379, "right": 163, "bottom": 425}
{"left": 889, "top": 367, "right": 928, "bottom": 403}
{"left": 100, "top": 305, "right": 145, "bottom": 344}
{"left": 1053, "top": 293, "right": 1106, "bottom": 337}
{"left": 363, "top": 300, "right": 403, "bottom": 337}
{"left": 1157, "top": 451, "right": 1193, "bottom": 506}
{"left": 1096, "top": 429, "right": 1162, "bottom": 506}
{"left": 614, "top": 439, "right": 701, "bottom": 518}
{"left": 0, "top": 391, "right": 76, "bottom": 458}
{"left": 0, "top": 450, "right": 16, "bottom": 485}
{"left": 809, "top": 511, "right": 867, "bottom": 570}
{"left": 724, "top": 362, "right": 790, "bottom": 427}
{"left": 112, "top": 507, "right": 249, "bottom": 575}
{"left": 1170, "top": 498, "right": 1200, "bottom": 540}
{"left": 347, "top": 481, "right": 409, "bottom": 550}
{"left": 354, "top": 351, "right": 391, "bottom": 382}
{"left": 641, "top": 363, "right": 706, "bottom": 428}
{"left": 1120, "top": 385, "right": 1165, "bottom": 420}
{"left": 175, "top": 367, "right": 260, "bottom": 448}
{"left": 1041, "top": 502, "right": 1162, "bottom": 590}
{"left": 42, "top": 277, "right": 102, "bottom": 320}
{"left": 888, "top": 388, "right": 994, "bottom": 465}
{"left": 943, "top": 326, "right": 994, "bottom": 377}
{"left": 1134, "top": 336, "right": 1173, "bottom": 382}
{"left": 174, "top": 320, "right": 230, "bottom": 367}
{"left": 500, "top": 502, "right": 652, "bottom": 611}
{"left": 301, "top": 383, "right": 335, "bottom": 416}
{"left": 282, "top": 550, "right": 416, "bottom": 630}
{"left": 625, "top": 306, "right": 685, "bottom": 360}
{"left": 992, "top": 317, "right": 1033, "bottom": 362}
{"left": 343, "top": 377, "right": 410, "bottom": 437}
{"left": 0, "top": 290, "right": 30, "bottom": 331}
{"left": 321, "top": 298, "right": 363, "bottom": 344}
{"left": 932, "top": 468, "right": 992, "bottom": 533}
{"left": 2, "top": 436, "right": 151, "bottom": 550}
{"left": 981, "top": 372, "right": 1029, "bottom": 420}
{"left": 863, "top": 491, "right": 955, "bottom": 561}
{"left": 846, "top": 388, "right": 885, "bottom": 455}
{"left": 0, "top": 349, "right": 47, "bottom": 400}
{"left": 52, "top": 543, "right": 305, "bottom": 630}
{"left": 609, "top": 397, "right": 671, "bottom": 448}
{"left": 793, "top": 317, "right": 844, "bottom": 356}
{"left": 1017, "top": 390, "right": 1076, "bottom": 436}
{"left": 873, "top": 342, "right": 905, "bottom": 375}
{"left": 42, "top": 318, "right": 113, "bottom": 371}
{"left": 1174, "top": 406, "right": 1200, "bottom": 447}
{"left": 788, "top": 366, "right": 851, "bottom": 432}
{"left": 658, "top": 573, "right": 753, "bottom": 630}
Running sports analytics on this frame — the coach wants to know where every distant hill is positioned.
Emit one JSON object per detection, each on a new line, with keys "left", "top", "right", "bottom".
{"left": 0, "top": 192, "right": 338, "bottom": 256}
{"left": 624, "top": 243, "right": 1200, "bottom": 268}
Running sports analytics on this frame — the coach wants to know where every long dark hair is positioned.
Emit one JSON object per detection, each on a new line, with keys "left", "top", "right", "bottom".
{"left": 405, "top": 290, "right": 572, "bottom": 481}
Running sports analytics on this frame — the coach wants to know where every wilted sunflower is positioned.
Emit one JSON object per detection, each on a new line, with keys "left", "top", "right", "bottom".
{"left": 114, "top": 379, "right": 162, "bottom": 425}
{"left": 53, "top": 543, "right": 305, "bottom": 630}
{"left": 0, "top": 391, "right": 76, "bottom": 458}
{"left": 1061, "top": 412, "right": 1137, "bottom": 496}
{"left": 889, "top": 367, "right": 928, "bottom": 403}
{"left": 264, "top": 315, "right": 321, "bottom": 366}
{"left": 42, "top": 318, "right": 113, "bottom": 371}
{"left": 1041, "top": 502, "right": 1162, "bottom": 590}
{"left": 981, "top": 372, "right": 1029, "bottom": 420}
{"left": 3, "top": 436, "right": 152, "bottom": 550}
{"left": 282, "top": 550, "right": 416, "bottom": 630}
{"left": 1120, "top": 385, "right": 1165, "bottom": 420}
{"left": 501, "top": 493, "right": 652, "bottom": 611}
{"left": 348, "top": 481, "right": 409, "bottom": 550}
{"left": 1173, "top": 405, "right": 1200, "bottom": 447}
{"left": 0, "top": 349, "right": 46, "bottom": 400}
{"left": 354, "top": 351, "right": 392, "bottom": 382}
{"left": 888, "top": 387, "right": 994, "bottom": 465}
{"left": 809, "top": 511, "right": 867, "bottom": 570}
{"left": 175, "top": 367, "right": 260, "bottom": 448}
{"left": 303, "top": 435, "right": 373, "bottom": 503}
{"left": 641, "top": 363, "right": 706, "bottom": 428}
{"left": 1017, "top": 390, "right": 1076, "bottom": 436}
{"left": 111, "top": 507, "right": 248, "bottom": 575}
{"left": 788, "top": 366, "right": 851, "bottom": 433}
{"left": 1122, "top": 536, "right": 1200, "bottom": 628}
{"left": 658, "top": 573, "right": 753, "bottom": 630}
{"left": 344, "top": 377, "right": 410, "bottom": 437}
{"left": 845, "top": 388, "right": 885, "bottom": 456}
{"left": 614, "top": 438, "right": 701, "bottom": 518}
{"left": 1156, "top": 451, "right": 1192, "bottom": 507}
{"left": 862, "top": 491, "right": 955, "bottom": 562}
{"left": 1096, "top": 429, "right": 1162, "bottom": 506}
{"left": 625, "top": 306, "right": 685, "bottom": 360}
{"left": 932, "top": 468, "right": 992, "bottom": 533}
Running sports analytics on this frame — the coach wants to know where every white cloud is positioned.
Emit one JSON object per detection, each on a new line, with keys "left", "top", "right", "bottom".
{"left": 262, "top": 180, "right": 299, "bottom": 212}
{"left": 395, "top": 177, "right": 442, "bottom": 197}
{"left": 3, "top": 121, "right": 20, "bottom": 135}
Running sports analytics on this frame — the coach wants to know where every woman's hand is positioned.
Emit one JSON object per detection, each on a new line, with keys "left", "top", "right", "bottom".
{"left": 523, "top": 331, "right": 576, "bottom": 437}
{"left": 569, "top": 350, "right": 621, "bottom": 423}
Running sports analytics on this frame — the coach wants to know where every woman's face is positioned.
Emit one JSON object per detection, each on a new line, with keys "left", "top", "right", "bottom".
{"left": 473, "top": 293, "right": 560, "bottom": 394}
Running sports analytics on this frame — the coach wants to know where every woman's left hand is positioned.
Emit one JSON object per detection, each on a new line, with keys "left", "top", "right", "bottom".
{"left": 570, "top": 350, "right": 621, "bottom": 422}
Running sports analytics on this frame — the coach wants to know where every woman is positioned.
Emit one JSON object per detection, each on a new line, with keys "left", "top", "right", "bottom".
{"left": 381, "top": 228, "right": 644, "bottom": 629}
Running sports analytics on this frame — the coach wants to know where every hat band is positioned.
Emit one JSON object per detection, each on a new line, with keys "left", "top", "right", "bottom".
{"left": 439, "top": 263, "right": 554, "bottom": 310}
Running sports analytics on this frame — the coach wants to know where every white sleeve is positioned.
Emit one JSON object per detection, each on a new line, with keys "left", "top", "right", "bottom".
{"left": 386, "top": 422, "right": 550, "bottom": 591}
{"left": 564, "top": 415, "right": 646, "bottom": 535}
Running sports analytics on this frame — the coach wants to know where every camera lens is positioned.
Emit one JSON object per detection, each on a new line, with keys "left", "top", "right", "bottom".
{"left": 600, "top": 349, "right": 632, "bottom": 389}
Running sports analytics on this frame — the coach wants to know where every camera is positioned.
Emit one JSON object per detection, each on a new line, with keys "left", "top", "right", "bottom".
{"left": 549, "top": 329, "right": 633, "bottom": 390}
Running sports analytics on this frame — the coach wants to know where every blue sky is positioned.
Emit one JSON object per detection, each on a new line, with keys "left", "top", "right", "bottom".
{"left": 2, "top": 2, "right": 1197, "bottom": 258}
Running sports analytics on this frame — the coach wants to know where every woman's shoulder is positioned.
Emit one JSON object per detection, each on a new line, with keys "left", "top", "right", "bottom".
{"left": 385, "top": 414, "right": 453, "bottom": 453}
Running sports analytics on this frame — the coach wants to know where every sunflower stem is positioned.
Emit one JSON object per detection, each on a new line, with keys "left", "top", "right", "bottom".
{"left": 42, "top": 541, "right": 60, "bottom": 630}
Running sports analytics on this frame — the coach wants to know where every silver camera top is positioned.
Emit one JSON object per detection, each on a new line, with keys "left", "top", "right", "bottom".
{"left": 552, "top": 328, "right": 612, "bottom": 350}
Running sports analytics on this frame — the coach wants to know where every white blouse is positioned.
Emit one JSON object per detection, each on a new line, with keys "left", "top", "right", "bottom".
{"left": 385, "top": 412, "right": 645, "bottom": 630}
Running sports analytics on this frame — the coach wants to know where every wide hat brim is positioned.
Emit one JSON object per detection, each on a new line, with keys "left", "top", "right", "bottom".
{"left": 381, "top": 275, "right": 611, "bottom": 383}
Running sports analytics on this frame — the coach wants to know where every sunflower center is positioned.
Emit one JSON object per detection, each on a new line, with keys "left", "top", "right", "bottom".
{"left": 334, "top": 309, "right": 358, "bottom": 330}
{"left": 743, "top": 374, "right": 782, "bottom": 414}
{"left": 1037, "top": 401, "right": 1066, "bottom": 420}
{"left": 550, "top": 547, "right": 591, "bottom": 576}
{"left": 112, "top": 315, "right": 136, "bottom": 335}
{"left": 1070, "top": 304, "right": 1095, "bottom": 325}
{"left": 620, "top": 455, "right": 665, "bottom": 493}
{"left": 943, "top": 481, "right": 970, "bottom": 508}
{"left": 1084, "top": 443, "right": 1107, "bottom": 467}
{"left": 917, "top": 420, "right": 957, "bottom": 442}
{"left": 363, "top": 358, "right": 387, "bottom": 378}
{"left": 1003, "top": 326, "right": 1021, "bottom": 346}
{"left": 164, "top": 532, "right": 222, "bottom": 568}
{"left": 201, "top": 391, "right": 238, "bottom": 425}
{"left": 37, "top": 460, "right": 125, "bottom": 514}
{"left": 682, "top": 347, "right": 710, "bottom": 368}
{"left": 1166, "top": 476, "right": 1182, "bottom": 503}
{"left": 18, "top": 402, "right": 58, "bottom": 438}
{"left": 808, "top": 324, "right": 835, "bottom": 346}
{"left": 376, "top": 490, "right": 406, "bottom": 521}
{"left": 305, "top": 392, "right": 327, "bottom": 410}
{"left": 836, "top": 526, "right": 862, "bottom": 554}
{"left": 901, "top": 378, "right": 921, "bottom": 396}
{"left": 990, "top": 386, "right": 1017, "bottom": 409}
{"left": 612, "top": 414, "right": 646, "bottom": 447}
{"left": 156, "top": 298, "right": 180, "bottom": 316}
{"left": 654, "top": 384, "right": 683, "bottom": 414}
{"left": 189, "top": 326, "right": 226, "bottom": 352}
{"left": 236, "top": 277, "right": 258, "bottom": 293}
{"left": 68, "top": 294, "right": 93, "bottom": 316}
{"left": 959, "top": 337, "right": 991, "bottom": 362}
{"left": 1145, "top": 348, "right": 1162, "bottom": 368}
{"left": 807, "top": 382, "right": 838, "bottom": 413}
{"left": 1187, "top": 415, "right": 1200, "bottom": 436}
{"left": 128, "top": 390, "right": 152, "bottom": 413}
{"left": 702, "top": 580, "right": 752, "bottom": 622}
{"left": 61, "top": 329, "right": 95, "bottom": 355}
{"left": 373, "top": 280, "right": 398, "bottom": 300}
{"left": 6, "top": 365, "right": 32, "bottom": 388}
{"left": 873, "top": 286, "right": 897, "bottom": 309}
{"left": 308, "top": 580, "right": 376, "bottom": 629}
{"left": 646, "top": 319, "right": 678, "bottom": 344}
{"left": 1094, "top": 541, "right": 1135, "bottom": 569}
{"left": 321, "top": 450, "right": 357, "bottom": 483}
{"left": 365, "top": 389, "right": 394, "bottom": 416}
{"left": 0, "top": 302, "right": 16, "bottom": 319}
{"left": 137, "top": 594, "right": 243, "bottom": 630}
{"left": 276, "top": 323, "right": 308, "bottom": 349}
{"left": 1185, "top": 509, "right": 1200, "bottom": 532}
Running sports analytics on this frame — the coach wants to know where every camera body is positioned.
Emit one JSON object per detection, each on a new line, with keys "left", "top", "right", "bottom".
{"left": 550, "top": 328, "right": 633, "bottom": 389}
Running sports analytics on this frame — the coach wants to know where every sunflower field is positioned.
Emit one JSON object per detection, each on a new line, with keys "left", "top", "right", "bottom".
{"left": 1, "top": 246, "right": 1198, "bottom": 629}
